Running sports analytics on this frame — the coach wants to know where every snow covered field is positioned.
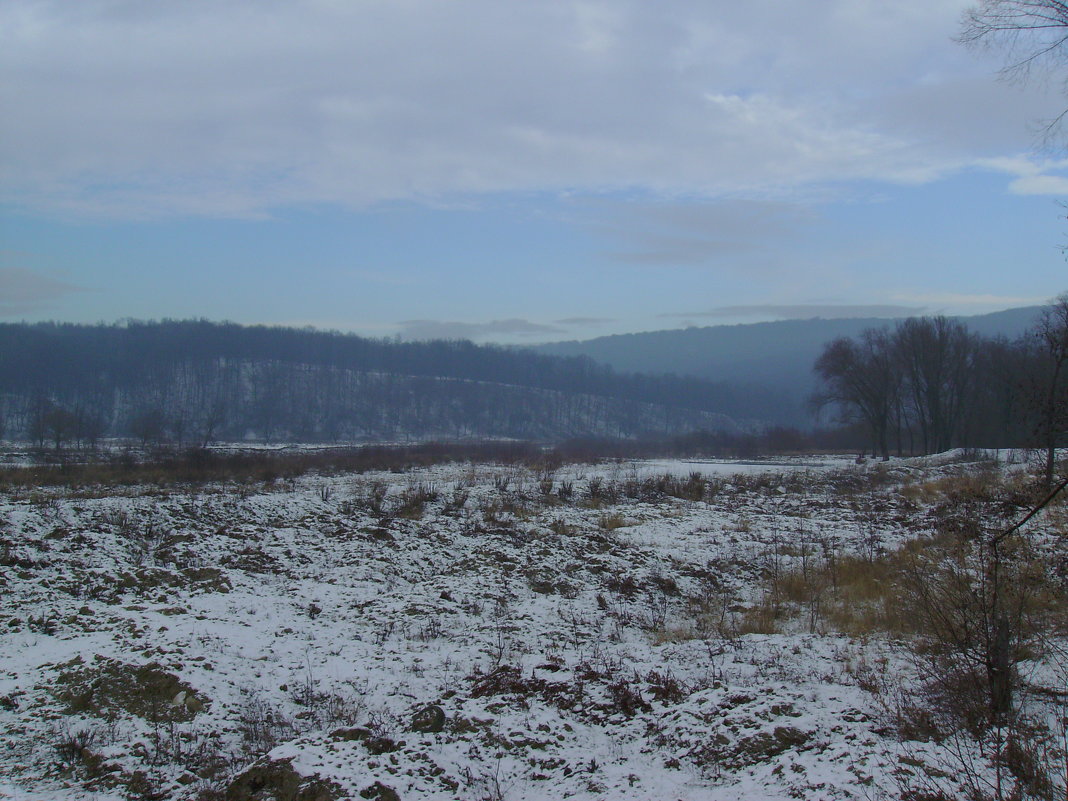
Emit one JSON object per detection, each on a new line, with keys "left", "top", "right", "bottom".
{"left": 0, "top": 453, "right": 1064, "bottom": 800}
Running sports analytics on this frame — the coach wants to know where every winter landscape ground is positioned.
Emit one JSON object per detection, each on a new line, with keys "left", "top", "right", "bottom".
{"left": 0, "top": 449, "right": 1065, "bottom": 800}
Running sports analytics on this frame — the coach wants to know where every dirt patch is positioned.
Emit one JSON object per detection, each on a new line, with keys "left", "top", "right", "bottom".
{"left": 181, "top": 565, "right": 232, "bottom": 592}
{"left": 225, "top": 757, "right": 344, "bottom": 801}
{"left": 52, "top": 655, "right": 208, "bottom": 721}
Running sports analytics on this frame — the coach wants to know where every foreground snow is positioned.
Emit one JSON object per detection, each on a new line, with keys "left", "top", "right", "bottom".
{"left": 0, "top": 453, "right": 1059, "bottom": 799}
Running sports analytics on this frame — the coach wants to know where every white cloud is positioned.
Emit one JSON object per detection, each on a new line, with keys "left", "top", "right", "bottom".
{"left": 0, "top": 0, "right": 1053, "bottom": 218}
{"left": 1008, "top": 174, "right": 1068, "bottom": 195}
{"left": 977, "top": 155, "right": 1068, "bottom": 196}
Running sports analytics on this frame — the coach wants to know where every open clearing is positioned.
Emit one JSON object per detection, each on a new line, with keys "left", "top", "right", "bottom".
{"left": 1, "top": 452, "right": 1064, "bottom": 800}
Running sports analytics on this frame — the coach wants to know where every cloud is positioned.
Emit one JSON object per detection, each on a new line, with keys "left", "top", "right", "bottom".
{"left": 0, "top": 267, "right": 87, "bottom": 316}
{"left": 1009, "top": 174, "right": 1068, "bottom": 194}
{"left": 866, "top": 74, "right": 1060, "bottom": 159}
{"left": 555, "top": 316, "right": 615, "bottom": 326}
{"left": 977, "top": 155, "right": 1068, "bottom": 195}
{"left": 0, "top": 0, "right": 1044, "bottom": 219}
{"left": 397, "top": 318, "right": 566, "bottom": 341}
{"left": 660, "top": 303, "right": 927, "bottom": 320}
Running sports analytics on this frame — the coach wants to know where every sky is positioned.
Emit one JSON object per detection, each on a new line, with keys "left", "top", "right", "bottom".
{"left": 2, "top": 0, "right": 1067, "bottom": 344}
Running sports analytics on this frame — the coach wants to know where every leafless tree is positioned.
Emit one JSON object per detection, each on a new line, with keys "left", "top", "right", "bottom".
{"left": 894, "top": 316, "right": 980, "bottom": 455}
{"left": 1029, "top": 293, "right": 1068, "bottom": 487}
{"left": 813, "top": 328, "right": 899, "bottom": 460}
{"left": 42, "top": 406, "right": 78, "bottom": 452}
{"left": 961, "top": 0, "right": 1068, "bottom": 143}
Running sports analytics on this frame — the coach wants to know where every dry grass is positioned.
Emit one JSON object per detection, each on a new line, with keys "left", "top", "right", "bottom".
{"left": 737, "top": 465, "right": 1067, "bottom": 642}
{"left": 0, "top": 442, "right": 545, "bottom": 491}
{"left": 393, "top": 482, "right": 439, "bottom": 520}
{"left": 598, "top": 512, "right": 628, "bottom": 531}
{"left": 735, "top": 551, "right": 895, "bottom": 636}
{"left": 898, "top": 466, "right": 1038, "bottom": 508}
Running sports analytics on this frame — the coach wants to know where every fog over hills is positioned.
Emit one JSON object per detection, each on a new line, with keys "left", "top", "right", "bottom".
{"left": 0, "top": 308, "right": 1044, "bottom": 448}
{"left": 531, "top": 306, "right": 1045, "bottom": 427}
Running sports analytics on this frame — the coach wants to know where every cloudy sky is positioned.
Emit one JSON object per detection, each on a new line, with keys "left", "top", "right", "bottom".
{"left": 2, "top": 0, "right": 1066, "bottom": 342}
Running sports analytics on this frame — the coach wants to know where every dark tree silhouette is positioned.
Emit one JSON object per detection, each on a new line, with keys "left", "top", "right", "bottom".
{"left": 894, "top": 317, "right": 979, "bottom": 455}
{"left": 1029, "top": 293, "right": 1068, "bottom": 486}
{"left": 813, "top": 329, "right": 899, "bottom": 460}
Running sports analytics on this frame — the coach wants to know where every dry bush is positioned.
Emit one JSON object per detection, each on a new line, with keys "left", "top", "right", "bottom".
{"left": 547, "top": 518, "right": 575, "bottom": 536}
{"left": 617, "top": 471, "right": 721, "bottom": 504}
{"left": 352, "top": 479, "right": 388, "bottom": 515}
{"left": 393, "top": 481, "right": 439, "bottom": 520}
{"left": 583, "top": 477, "right": 619, "bottom": 506}
{"left": 740, "top": 463, "right": 1068, "bottom": 800}
{"left": 442, "top": 484, "right": 470, "bottom": 516}
{"left": 477, "top": 497, "right": 530, "bottom": 529}
{"left": 237, "top": 693, "right": 298, "bottom": 757}
{"left": 537, "top": 471, "right": 556, "bottom": 500}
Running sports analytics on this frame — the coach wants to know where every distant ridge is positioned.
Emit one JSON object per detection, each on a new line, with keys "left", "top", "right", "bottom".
{"left": 0, "top": 319, "right": 751, "bottom": 444}
{"left": 531, "top": 306, "right": 1046, "bottom": 426}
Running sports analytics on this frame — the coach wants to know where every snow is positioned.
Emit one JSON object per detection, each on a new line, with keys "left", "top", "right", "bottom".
{"left": 0, "top": 453, "right": 1060, "bottom": 799}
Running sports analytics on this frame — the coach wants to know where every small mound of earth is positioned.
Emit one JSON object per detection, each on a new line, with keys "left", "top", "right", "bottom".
{"left": 224, "top": 757, "right": 348, "bottom": 801}
{"left": 50, "top": 655, "right": 208, "bottom": 721}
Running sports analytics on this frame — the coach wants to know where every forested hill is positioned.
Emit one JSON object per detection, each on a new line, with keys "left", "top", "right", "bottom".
{"left": 0, "top": 320, "right": 770, "bottom": 446}
{"left": 532, "top": 306, "right": 1044, "bottom": 425}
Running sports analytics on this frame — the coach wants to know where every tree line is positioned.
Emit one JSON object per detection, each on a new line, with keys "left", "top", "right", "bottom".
{"left": 0, "top": 320, "right": 756, "bottom": 447}
{"left": 813, "top": 296, "right": 1068, "bottom": 482}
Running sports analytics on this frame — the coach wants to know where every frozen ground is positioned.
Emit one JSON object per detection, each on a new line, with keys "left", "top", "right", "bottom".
{"left": 0, "top": 452, "right": 1063, "bottom": 800}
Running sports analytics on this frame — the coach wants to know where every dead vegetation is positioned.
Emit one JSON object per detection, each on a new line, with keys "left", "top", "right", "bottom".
{"left": 4, "top": 451, "right": 1067, "bottom": 800}
{"left": 735, "top": 467, "right": 1068, "bottom": 800}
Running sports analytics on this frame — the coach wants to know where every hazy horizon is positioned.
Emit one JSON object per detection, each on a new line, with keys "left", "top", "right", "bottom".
{"left": 2, "top": 1, "right": 1066, "bottom": 344}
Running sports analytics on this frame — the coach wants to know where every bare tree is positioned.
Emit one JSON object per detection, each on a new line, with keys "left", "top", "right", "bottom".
{"left": 1029, "top": 293, "right": 1068, "bottom": 487}
{"left": 813, "top": 328, "right": 899, "bottom": 460}
{"left": 130, "top": 408, "right": 167, "bottom": 449}
{"left": 42, "top": 405, "right": 77, "bottom": 452}
{"left": 961, "top": 0, "right": 1068, "bottom": 142}
{"left": 893, "top": 316, "right": 979, "bottom": 455}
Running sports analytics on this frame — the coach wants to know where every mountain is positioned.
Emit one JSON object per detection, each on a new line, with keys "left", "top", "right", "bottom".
{"left": 531, "top": 306, "right": 1046, "bottom": 426}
